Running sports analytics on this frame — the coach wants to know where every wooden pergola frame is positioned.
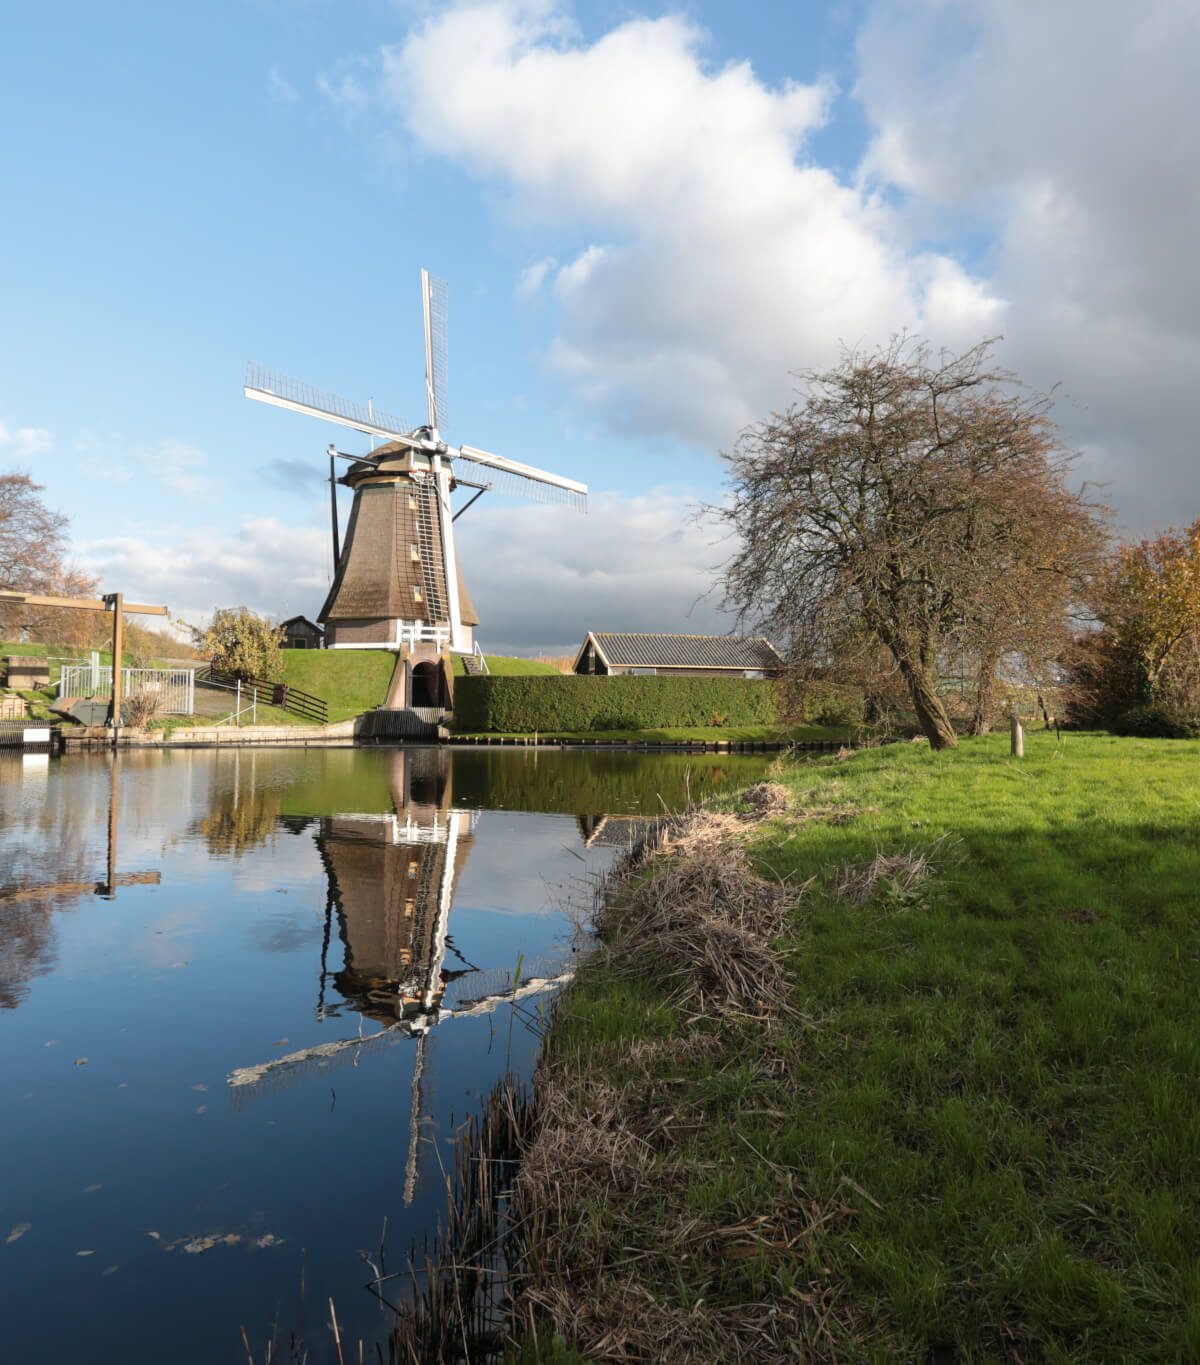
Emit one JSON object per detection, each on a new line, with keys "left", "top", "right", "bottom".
{"left": 0, "top": 588, "right": 170, "bottom": 736}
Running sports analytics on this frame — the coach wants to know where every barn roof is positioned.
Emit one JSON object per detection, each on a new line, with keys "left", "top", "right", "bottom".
{"left": 579, "top": 632, "right": 783, "bottom": 672}
{"left": 279, "top": 615, "right": 323, "bottom": 632}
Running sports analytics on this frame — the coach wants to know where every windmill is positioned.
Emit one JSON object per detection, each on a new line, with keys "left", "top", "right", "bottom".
{"left": 244, "top": 270, "right": 587, "bottom": 711}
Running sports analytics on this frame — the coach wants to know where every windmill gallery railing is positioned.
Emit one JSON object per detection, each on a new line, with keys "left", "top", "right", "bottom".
{"left": 195, "top": 668, "right": 329, "bottom": 725}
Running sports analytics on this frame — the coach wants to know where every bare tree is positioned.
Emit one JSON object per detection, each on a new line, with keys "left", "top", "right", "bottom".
{"left": 0, "top": 472, "right": 108, "bottom": 645}
{"left": 0, "top": 473, "right": 69, "bottom": 632}
{"left": 716, "top": 339, "right": 1108, "bottom": 749}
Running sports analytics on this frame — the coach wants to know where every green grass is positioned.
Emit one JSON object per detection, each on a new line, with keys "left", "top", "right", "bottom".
{"left": 5, "top": 686, "right": 60, "bottom": 722}
{"left": 274, "top": 650, "right": 555, "bottom": 717}
{"left": 278, "top": 649, "right": 395, "bottom": 721}
{"left": 448, "top": 723, "right": 850, "bottom": 743}
{"left": 543, "top": 732, "right": 1200, "bottom": 1361}
{"left": 452, "top": 653, "right": 562, "bottom": 676}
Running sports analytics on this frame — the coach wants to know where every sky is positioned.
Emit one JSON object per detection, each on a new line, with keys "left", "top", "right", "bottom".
{"left": 2, "top": 0, "right": 1197, "bottom": 655}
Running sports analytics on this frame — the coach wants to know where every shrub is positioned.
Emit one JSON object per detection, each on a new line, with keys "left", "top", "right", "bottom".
{"left": 452, "top": 675, "right": 778, "bottom": 733}
{"left": 196, "top": 606, "right": 282, "bottom": 681}
{"left": 1112, "top": 705, "right": 1200, "bottom": 739}
{"left": 123, "top": 688, "right": 161, "bottom": 728}
{"left": 776, "top": 677, "right": 867, "bottom": 729}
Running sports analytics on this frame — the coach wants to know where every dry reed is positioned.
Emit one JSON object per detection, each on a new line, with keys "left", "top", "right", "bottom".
{"left": 387, "top": 783, "right": 851, "bottom": 1362}
{"left": 497, "top": 785, "right": 856, "bottom": 1362}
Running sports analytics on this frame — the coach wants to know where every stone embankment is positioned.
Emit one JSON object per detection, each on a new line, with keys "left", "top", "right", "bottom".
{"left": 62, "top": 719, "right": 360, "bottom": 749}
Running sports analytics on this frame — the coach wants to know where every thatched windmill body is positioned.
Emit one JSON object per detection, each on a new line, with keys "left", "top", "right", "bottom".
{"left": 245, "top": 271, "right": 587, "bottom": 709}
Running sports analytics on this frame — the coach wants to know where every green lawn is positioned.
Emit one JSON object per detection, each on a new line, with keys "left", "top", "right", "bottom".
{"left": 452, "top": 653, "right": 562, "bottom": 676}
{"left": 534, "top": 732, "right": 1200, "bottom": 1361}
{"left": 279, "top": 650, "right": 555, "bottom": 717}
{"left": 278, "top": 649, "right": 395, "bottom": 721}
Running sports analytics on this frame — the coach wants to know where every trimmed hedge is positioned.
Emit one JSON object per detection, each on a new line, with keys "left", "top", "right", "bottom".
{"left": 452, "top": 675, "right": 778, "bottom": 733}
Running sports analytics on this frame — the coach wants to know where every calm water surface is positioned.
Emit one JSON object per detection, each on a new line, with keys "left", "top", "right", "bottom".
{"left": 0, "top": 745, "right": 770, "bottom": 1363}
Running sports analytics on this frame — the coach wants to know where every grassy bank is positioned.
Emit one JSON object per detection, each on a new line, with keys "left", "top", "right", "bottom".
{"left": 453, "top": 654, "right": 562, "bottom": 676}
{"left": 278, "top": 649, "right": 394, "bottom": 721}
{"left": 518, "top": 732, "right": 1200, "bottom": 1361}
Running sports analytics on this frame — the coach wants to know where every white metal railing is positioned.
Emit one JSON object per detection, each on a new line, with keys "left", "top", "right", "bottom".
{"left": 58, "top": 663, "right": 195, "bottom": 715}
{"left": 471, "top": 640, "right": 490, "bottom": 674}
{"left": 396, "top": 622, "right": 451, "bottom": 650}
{"left": 207, "top": 675, "right": 257, "bottom": 727}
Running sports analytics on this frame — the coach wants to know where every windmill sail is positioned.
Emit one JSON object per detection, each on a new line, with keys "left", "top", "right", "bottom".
{"left": 245, "top": 364, "right": 421, "bottom": 446}
{"left": 421, "top": 270, "right": 449, "bottom": 432}
{"left": 456, "top": 444, "right": 588, "bottom": 511}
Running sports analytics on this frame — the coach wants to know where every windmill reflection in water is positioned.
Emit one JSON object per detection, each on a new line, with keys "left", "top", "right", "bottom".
{"left": 226, "top": 749, "right": 571, "bottom": 1204}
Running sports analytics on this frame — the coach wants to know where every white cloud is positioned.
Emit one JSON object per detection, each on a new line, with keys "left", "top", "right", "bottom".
{"left": 317, "top": 57, "right": 372, "bottom": 116}
{"left": 144, "top": 438, "right": 212, "bottom": 498}
{"left": 516, "top": 255, "right": 556, "bottom": 301}
{"left": 0, "top": 421, "right": 54, "bottom": 459}
{"left": 79, "top": 517, "right": 331, "bottom": 627}
{"left": 854, "top": 0, "right": 1200, "bottom": 529}
{"left": 382, "top": 2, "right": 1000, "bottom": 450}
{"left": 455, "top": 489, "right": 736, "bottom": 655}
{"left": 268, "top": 63, "right": 299, "bottom": 105}
{"left": 77, "top": 491, "right": 732, "bottom": 657}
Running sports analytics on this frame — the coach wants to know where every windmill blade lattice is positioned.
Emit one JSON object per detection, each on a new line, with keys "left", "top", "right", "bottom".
{"left": 245, "top": 363, "right": 420, "bottom": 445}
{"left": 455, "top": 445, "right": 588, "bottom": 511}
{"left": 423, "top": 271, "right": 449, "bottom": 432}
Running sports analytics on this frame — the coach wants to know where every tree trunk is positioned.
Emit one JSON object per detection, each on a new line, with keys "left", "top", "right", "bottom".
{"left": 900, "top": 659, "right": 959, "bottom": 749}
{"left": 968, "top": 655, "right": 1000, "bottom": 735}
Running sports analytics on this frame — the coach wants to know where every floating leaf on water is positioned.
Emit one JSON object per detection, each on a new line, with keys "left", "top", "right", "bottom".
{"left": 182, "top": 1233, "right": 242, "bottom": 1254}
{"left": 102, "top": 1264, "right": 120, "bottom": 1277}
{"left": 272, "top": 1039, "right": 289, "bottom": 1047}
{"left": 84, "top": 1184, "right": 103, "bottom": 1193}
{"left": 253, "top": 1234, "right": 283, "bottom": 1249}
{"left": 168, "top": 962, "right": 188, "bottom": 969}
{"left": 146, "top": 1231, "right": 160, "bottom": 1241}
{"left": 195, "top": 1106, "right": 207, "bottom": 1114}
{"left": 76, "top": 1249, "right": 95, "bottom": 1257}
{"left": 74, "top": 1058, "right": 89, "bottom": 1067}
{"left": 44, "top": 1040, "right": 58, "bottom": 1047}
{"left": 191, "top": 1084, "right": 207, "bottom": 1092}
{"left": 117, "top": 1083, "right": 128, "bottom": 1089}
{"left": 6, "top": 1223, "right": 31, "bottom": 1244}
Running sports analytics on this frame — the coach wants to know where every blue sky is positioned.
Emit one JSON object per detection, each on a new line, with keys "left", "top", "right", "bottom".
{"left": 2, "top": 1, "right": 1197, "bottom": 652}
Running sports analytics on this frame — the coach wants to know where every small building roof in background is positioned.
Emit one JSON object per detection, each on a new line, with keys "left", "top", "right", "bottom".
{"left": 279, "top": 615, "right": 323, "bottom": 633}
{"left": 577, "top": 632, "right": 783, "bottom": 672}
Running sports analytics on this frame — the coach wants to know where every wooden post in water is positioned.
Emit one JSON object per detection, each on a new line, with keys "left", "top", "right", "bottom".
{"left": 103, "top": 753, "right": 120, "bottom": 895}
{"left": 1010, "top": 710, "right": 1024, "bottom": 758}
{"left": 106, "top": 592, "right": 124, "bottom": 742}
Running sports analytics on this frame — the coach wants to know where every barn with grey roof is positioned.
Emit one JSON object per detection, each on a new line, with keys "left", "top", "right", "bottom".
{"left": 572, "top": 632, "right": 783, "bottom": 678}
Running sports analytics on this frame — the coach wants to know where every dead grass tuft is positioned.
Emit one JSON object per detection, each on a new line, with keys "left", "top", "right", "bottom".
{"left": 601, "top": 809, "right": 800, "bottom": 1019}
{"left": 835, "top": 837, "right": 954, "bottom": 905}
{"left": 739, "top": 780, "right": 793, "bottom": 817}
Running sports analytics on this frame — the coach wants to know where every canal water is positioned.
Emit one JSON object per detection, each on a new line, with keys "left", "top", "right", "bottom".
{"left": 0, "top": 745, "right": 771, "bottom": 1363}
